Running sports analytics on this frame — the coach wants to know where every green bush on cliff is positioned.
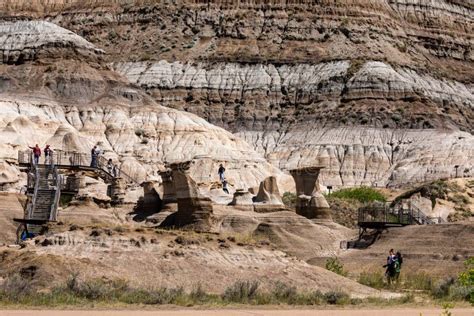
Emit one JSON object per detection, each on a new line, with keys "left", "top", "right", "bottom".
{"left": 329, "top": 187, "right": 386, "bottom": 203}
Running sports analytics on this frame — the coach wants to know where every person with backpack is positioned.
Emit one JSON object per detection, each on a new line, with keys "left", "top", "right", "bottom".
{"left": 394, "top": 251, "right": 403, "bottom": 283}
{"left": 29, "top": 144, "right": 41, "bottom": 165}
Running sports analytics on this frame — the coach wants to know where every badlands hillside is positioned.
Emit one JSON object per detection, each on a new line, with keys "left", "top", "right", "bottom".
{"left": 0, "top": 0, "right": 473, "bottom": 306}
{"left": 0, "top": 0, "right": 472, "bottom": 190}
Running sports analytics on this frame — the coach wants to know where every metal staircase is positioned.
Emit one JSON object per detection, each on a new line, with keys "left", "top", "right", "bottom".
{"left": 16, "top": 162, "right": 62, "bottom": 240}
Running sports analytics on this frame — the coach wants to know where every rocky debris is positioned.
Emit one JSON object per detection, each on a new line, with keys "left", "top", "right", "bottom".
{"left": 0, "top": 21, "right": 103, "bottom": 63}
{"left": 290, "top": 167, "right": 332, "bottom": 220}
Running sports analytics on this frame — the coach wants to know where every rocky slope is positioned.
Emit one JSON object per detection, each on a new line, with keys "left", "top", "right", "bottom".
{"left": 0, "top": 20, "right": 287, "bottom": 193}
{"left": 0, "top": 194, "right": 384, "bottom": 297}
{"left": 0, "top": 1, "right": 473, "bottom": 187}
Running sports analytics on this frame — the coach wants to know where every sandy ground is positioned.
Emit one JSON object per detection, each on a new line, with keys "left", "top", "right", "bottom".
{"left": 0, "top": 309, "right": 473, "bottom": 316}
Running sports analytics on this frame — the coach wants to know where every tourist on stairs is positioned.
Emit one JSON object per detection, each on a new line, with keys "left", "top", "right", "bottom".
{"left": 107, "top": 159, "right": 114, "bottom": 175}
{"left": 29, "top": 144, "right": 41, "bottom": 165}
{"left": 44, "top": 144, "right": 53, "bottom": 165}
{"left": 90, "top": 145, "right": 100, "bottom": 168}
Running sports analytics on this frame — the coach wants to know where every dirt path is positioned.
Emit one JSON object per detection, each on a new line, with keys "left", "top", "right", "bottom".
{"left": 0, "top": 309, "right": 473, "bottom": 316}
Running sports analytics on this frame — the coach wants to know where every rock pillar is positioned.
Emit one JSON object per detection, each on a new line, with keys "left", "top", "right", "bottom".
{"left": 289, "top": 167, "right": 332, "bottom": 220}
{"left": 254, "top": 176, "right": 284, "bottom": 205}
{"left": 170, "top": 161, "right": 213, "bottom": 230}
{"left": 107, "top": 178, "right": 126, "bottom": 205}
{"left": 159, "top": 170, "right": 177, "bottom": 205}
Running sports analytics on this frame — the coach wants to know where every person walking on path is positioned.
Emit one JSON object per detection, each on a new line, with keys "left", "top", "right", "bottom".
{"left": 29, "top": 144, "right": 41, "bottom": 165}
{"left": 44, "top": 145, "right": 53, "bottom": 165}
{"left": 218, "top": 164, "right": 226, "bottom": 182}
{"left": 222, "top": 179, "right": 229, "bottom": 194}
{"left": 90, "top": 146, "right": 100, "bottom": 168}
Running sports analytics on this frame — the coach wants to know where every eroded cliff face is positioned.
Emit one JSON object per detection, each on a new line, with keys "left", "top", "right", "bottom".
{"left": 1, "top": 1, "right": 473, "bottom": 187}
{"left": 0, "top": 21, "right": 286, "bottom": 193}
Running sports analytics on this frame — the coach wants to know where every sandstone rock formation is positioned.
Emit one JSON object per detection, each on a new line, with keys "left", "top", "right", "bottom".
{"left": 135, "top": 181, "right": 162, "bottom": 213}
{"left": 168, "top": 161, "right": 213, "bottom": 231}
{"left": 0, "top": 20, "right": 103, "bottom": 63}
{"left": 254, "top": 176, "right": 284, "bottom": 205}
{"left": 230, "top": 189, "right": 254, "bottom": 212}
{"left": 0, "top": 1, "right": 473, "bottom": 190}
{"left": 0, "top": 20, "right": 289, "bottom": 196}
{"left": 290, "top": 167, "right": 332, "bottom": 220}
{"left": 116, "top": 59, "right": 474, "bottom": 187}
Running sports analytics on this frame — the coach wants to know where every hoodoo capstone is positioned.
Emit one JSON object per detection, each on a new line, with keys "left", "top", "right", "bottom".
{"left": 169, "top": 161, "right": 213, "bottom": 231}
{"left": 290, "top": 167, "right": 332, "bottom": 221}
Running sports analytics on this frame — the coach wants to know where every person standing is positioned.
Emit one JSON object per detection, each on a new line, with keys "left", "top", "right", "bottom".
{"left": 90, "top": 146, "right": 100, "bottom": 168}
{"left": 384, "top": 249, "right": 396, "bottom": 285}
{"left": 44, "top": 145, "right": 53, "bottom": 165}
{"left": 218, "top": 164, "right": 226, "bottom": 182}
{"left": 107, "top": 159, "right": 114, "bottom": 175}
{"left": 29, "top": 144, "right": 41, "bottom": 165}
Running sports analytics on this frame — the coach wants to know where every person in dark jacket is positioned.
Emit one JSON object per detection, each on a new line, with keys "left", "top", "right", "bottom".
{"left": 222, "top": 179, "right": 229, "bottom": 194}
{"left": 90, "top": 146, "right": 99, "bottom": 168}
{"left": 44, "top": 144, "right": 53, "bottom": 165}
{"left": 218, "top": 164, "right": 226, "bottom": 182}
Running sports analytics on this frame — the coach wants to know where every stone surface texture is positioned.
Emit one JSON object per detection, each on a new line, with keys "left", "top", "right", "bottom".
{"left": 169, "top": 161, "right": 213, "bottom": 230}
{"left": 290, "top": 167, "right": 332, "bottom": 220}
{"left": 0, "top": 0, "right": 472, "bottom": 189}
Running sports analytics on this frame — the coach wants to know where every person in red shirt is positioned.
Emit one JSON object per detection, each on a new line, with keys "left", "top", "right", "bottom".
{"left": 29, "top": 144, "right": 41, "bottom": 165}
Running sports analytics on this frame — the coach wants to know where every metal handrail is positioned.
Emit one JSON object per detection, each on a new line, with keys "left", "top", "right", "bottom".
{"left": 358, "top": 201, "right": 443, "bottom": 226}
{"left": 50, "top": 168, "right": 61, "bottom": 222}
{"left": 27, "top": 161, "right": 40, "bottom": 220}
{"left": 18, "top": 149, "right": 140, "bottom": 185}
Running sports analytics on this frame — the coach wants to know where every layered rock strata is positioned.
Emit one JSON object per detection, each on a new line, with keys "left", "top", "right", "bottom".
{"left": 290, "top": 167, "right": 332, "bottom": 220}
{"left": 0, "top": 20, "right": 289, "bottom": 195}
{"left": 1, "top": 1, "right": 473, "bottom": 188}
{"left": 169, "top": 161, "right": 213, "bottom": 230}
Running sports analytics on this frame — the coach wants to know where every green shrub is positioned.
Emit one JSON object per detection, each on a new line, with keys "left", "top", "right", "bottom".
{"left": 431, "top": 277, "right": 455, "bottom": 298}
{"left": 282, "top": 192, "right": 297, "bottom": 208}
{"left": 358, "top": 271, "right": 385, "bottom": 289}
{"left": 404, "top": 272, "right": 434, "bottom": 291}
{"left": 330, "top": 187, "right": 386, "bottom": 203}
{"left": 458, "top": 257, "right": 474, "bottom": 304}
{"left": 324, "top": 291, "right": 350, "bottom": 305}
{"left": 222, "top": 280, "right": 259, "bottom": 303}
{"left": 325, "top": 257, "right": 348, "bottom": 277}
{"left": 271, "top": 281, "right": 298, "bottom": 303}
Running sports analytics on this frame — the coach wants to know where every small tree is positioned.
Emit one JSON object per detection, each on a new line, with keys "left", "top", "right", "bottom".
{"left": 325, "top": 257, "right": 347, "bottom": 277}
